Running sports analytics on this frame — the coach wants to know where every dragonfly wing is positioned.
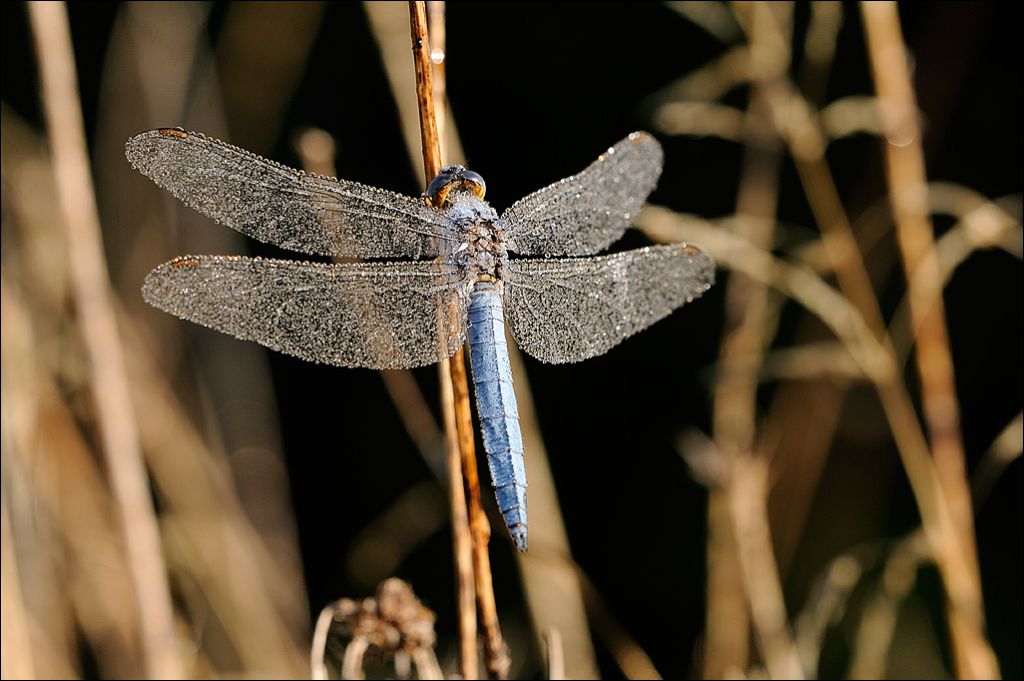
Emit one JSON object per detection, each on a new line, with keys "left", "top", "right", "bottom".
{"left": 501, "top": 132, "right": 663, "bottom": 256}
{"left": 503, "top": 244, "right": 714, "bottom": 363}
{"left": 126, "top": 129, "right": 456, "bottom": 259}
{"left": 143, "top": 256, "right": 468, "bottom": 369}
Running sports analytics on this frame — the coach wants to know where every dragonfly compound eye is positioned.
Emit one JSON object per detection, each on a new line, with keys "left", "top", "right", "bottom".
{"left": 424, "top": 165, "right": 486, "bottom": 206}
{"left": 459, "top": 170, "right": 487, "bottom": 200}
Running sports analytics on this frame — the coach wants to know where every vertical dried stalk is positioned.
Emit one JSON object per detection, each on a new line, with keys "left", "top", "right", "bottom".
{"left": 507, "top": 346, "right": 600, "bottom": 678}
{"left": 369, "top": 4, "right": 592, "bottom": 674}
{"left": 848, "top": 531, "right": 929, "bottom": 679}
{"left": 1, "top": 473, "right": 35, "bottom": 680}
{"left": 27, "top": 3, "right": 180, "bottom": 678}
{"left": 861, "top": 4, "right": 996, "bottom": 678}
{"left": 461, "top": 425, "right": 511, "bottom": 678}
{"left": 424, "top": 3, "right": 509, "bottom": 678}
{"left": 427, "top": 1, "right": 447, "bottom": 150}
{"left": 708, "top": 5, "right": 801, "bottom": 677}
{"left": 703, "top": 491, "right": 748, "bottom": 677}
{"left": 706, "top": 87, "right": 781, "bottom": 679}
{"left": 439, "top": 363, "right": 477, "bottom": 680}
{"left": 544, "top": 628, "right": 565, "bottom": 681}
{"left": 573, "top": 563, "right": 663, "bottom": 680}
{"left": 408, "top": 3, "right": 478, "bottom": 678}
{"left": 727, "top": 458, "right": 803, "bottom": 679}
{"left": 409, "top": 1, "right": 443, "bottom": 177}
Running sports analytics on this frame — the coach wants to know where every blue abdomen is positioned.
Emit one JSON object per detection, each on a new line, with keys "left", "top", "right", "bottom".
{"left": 467, "top": 282, "right": 528, "bottom": 551}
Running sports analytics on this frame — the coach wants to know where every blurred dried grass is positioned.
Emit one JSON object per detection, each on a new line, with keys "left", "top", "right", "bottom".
{"left": 641, "top": 1, "right": 1020, "bottom": 679}
{"left": 1, "top": 1, "right": 1020, "bottom": 680}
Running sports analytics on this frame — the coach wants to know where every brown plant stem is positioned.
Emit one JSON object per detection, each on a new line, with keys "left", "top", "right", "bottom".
{"left": 456, "top": 356, "right": 511, "bottom": 679}
{"left": 705, "top": 86, "right": 777, "bottom": 679}
{"left": 0, "top": 448, "right": 35, "bottom": 680}
{"left": 707, "top": 6, "right": 802, "bottom": 677}
{"left": 703, "top": 490, "right": 748, "bottom": 678}
{"left": 861, "top": 6, "right": 996, "bottom": 678}
{"left": 27, "top": 3, "right": 180, "bottom": 678}
{"left": 409, "top": 2, "right": 479, "bottom": 678}
{"left": 544, "top": 628, "right": 565, "bottom": 681}
{"left": 369, "top": 3, "right": 592, "bottom": 673}
{"left": 423, "top": 3, "right": 510, "bottom": 678}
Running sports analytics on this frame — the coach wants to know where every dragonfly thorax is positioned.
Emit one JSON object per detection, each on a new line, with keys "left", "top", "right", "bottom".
{"left": 442, "top": 191, "right": 506, "bottom": 281}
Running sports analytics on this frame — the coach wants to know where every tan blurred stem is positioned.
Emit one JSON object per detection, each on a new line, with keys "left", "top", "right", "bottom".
{"left": 726, "top": 458, "right": 804, "bottom": 679}
{"left": 544, "top": 628, "right": 565, "bottom": 681}
{"left": 408, "top": 3, "right": 479, "bottom": 678}
{"left": 0, "top": 279, "right": 39, "bottom": 677}
{"left": 861, "top": 5, "right": 996, "bottom": 678}
{"left": 798, "top": 1, "right": 843, "bottom": 105}
{"left": 649, "top": 45, "right": 753, "bottom": 104}
{"left": 364, "top": 2, "right": 465, "bottom": 188}
{"left": 971, "top": 412, "right": 1023, "bottom": 507}
{"left": 123, "top": 315, "right": 306, "bottom": 675}
{"left": 640, "top": 208, "right": 994, "bottom": 677}
{"left": 27, "top": 110, "right": 304, "bottom": 671}
{"left": 571, "top": 557, "right": 663, "bottom": 681}
{"left": 100, "top": 5, "right": 312, "bottom": 649}
{"left": 705, "top": 87, "right": 776, "bottom": 678}
{"left": 707, "top": 5, "right": 802, "bottom": 677}
{"left": 4, "top": 299, "right": 140, "bottom": 679}
{"left": 507, "top": 349, "right": 600, "bottom": 679}
{"left": 3, "top": 277, "right": 106, "bottom": 679}
{"left": 848, "top": 530, "right": 930, "bottom": 678}
{"left": 5, "top": 115, "right": 143, "bottom": 677}
{"left": 848, "top": 409, "right": 1021, "bottom": 681}
{"left": 889, "top": 186, "right": 1022, "bottom": 367}
{"left": 703, "top": 492, "right": 747, "bottom": 677}
{"left": 7, "top": 99, "right": 304, "bottom": 676}
{"left": 797, "top": 408, "right": 1023, "bottom": 677}
{"left": 1, "top": 465, "right": 35, "bottom": 680}
{"left": 428, "top": 1, "right": 447, "bottom": 150}
{"left": 638, "top": 209, "right": 961, "bottom": 613}
{"left": 794, "top": 548, "right": 874, "bottom": 676}
{"left": 27, "top": 3, "right": 180, "bottom": 678}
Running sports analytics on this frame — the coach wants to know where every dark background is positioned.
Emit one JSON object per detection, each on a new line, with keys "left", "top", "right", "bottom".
{"left": 2, "top": 2, "right": 1020, "bottom": 679}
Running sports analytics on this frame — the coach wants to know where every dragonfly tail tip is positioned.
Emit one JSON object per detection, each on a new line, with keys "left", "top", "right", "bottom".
{"left": 510, "top": 525, "right": 528, "bottom": 552}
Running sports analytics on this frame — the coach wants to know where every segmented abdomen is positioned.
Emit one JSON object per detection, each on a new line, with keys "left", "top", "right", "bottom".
{"left": 466, "top": 282, "right": 528, "bottom": 551}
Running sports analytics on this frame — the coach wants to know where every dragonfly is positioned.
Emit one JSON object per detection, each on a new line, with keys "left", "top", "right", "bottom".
{"left": 126, "top": 128, "right": 715, "bottom": 551}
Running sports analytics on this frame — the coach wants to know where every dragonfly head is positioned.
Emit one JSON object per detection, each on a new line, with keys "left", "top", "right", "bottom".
{"left": 423, "top": 164, "right": 487, "bottom": 207}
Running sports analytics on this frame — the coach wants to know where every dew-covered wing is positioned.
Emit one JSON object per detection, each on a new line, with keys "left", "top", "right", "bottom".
{"left": 143, "top": 256, "right": 468, "bottom": 369}
{"left": 503, "top": 244, "right": 714, "bottom": 363}
{"left": 501, "top": 132, "right": 663, "bottom": 257}
{"left": 126, "top": 129, "right": 456, "bottom": 259}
